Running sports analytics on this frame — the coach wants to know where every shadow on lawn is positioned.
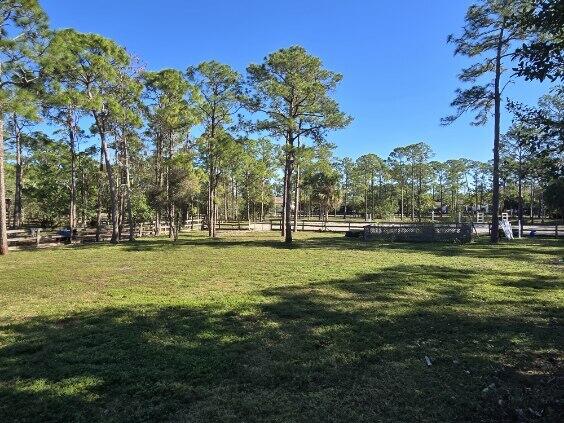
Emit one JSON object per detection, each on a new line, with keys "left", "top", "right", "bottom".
{"left": 111, "top": 233, "right": 564, "bottom": 261}
{"left": 1, "top": 264, "right": 562, "bottom": 422}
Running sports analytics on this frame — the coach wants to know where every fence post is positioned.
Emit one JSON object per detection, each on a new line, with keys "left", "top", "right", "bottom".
{"left": 517, "top": 220, "right": 521, "bottom": 238}
{"left": 348, "top": 221, "right": 351, "bottom": 230}
{"left": 302, "top": 220, "right": 305, "bottom": 231}
{"left": 556, "top": 225, "right": 558, "bottom": 237}
{"left": 36, "top": 229, "right": 41, "bottom": 247}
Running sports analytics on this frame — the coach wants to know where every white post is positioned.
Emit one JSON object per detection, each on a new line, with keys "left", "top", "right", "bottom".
{"left": 431, "top": 210, "right": 435, "bottom": 222}
{"left": 517, "top": 220, "right": 522, "bottom": 238}
{"left": 458, "top": 211, "right": 461, "bottom": 223}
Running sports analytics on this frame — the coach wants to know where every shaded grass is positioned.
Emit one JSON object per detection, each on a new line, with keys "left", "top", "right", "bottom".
{"left": 0, "top": 232, "right": 562, "bottom": 422}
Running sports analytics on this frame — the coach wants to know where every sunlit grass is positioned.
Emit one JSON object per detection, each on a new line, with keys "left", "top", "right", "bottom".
{"left": 0, "top": 232, "right": 562, "bottom": 421}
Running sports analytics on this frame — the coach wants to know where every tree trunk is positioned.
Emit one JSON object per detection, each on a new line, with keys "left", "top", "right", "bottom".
{"left": 530, "top": 181, "right": 534, "bottom": 224}
{"left": 490, "top": 26, "right": 504, "bottom": 243}
{"left": 13, "top": 114, "right": 22, "bottom": 228}
{"left": 208, "top": 163, "right": 215, "bottom": 238}
{"left": 94, "top": 113, "right": 119, "bottom": 243}
{"left": 95, "top": 147, "right": 103, "bottom": 242}
{"left": 0, "top": 116, "right": 8, "bottom": 255}
{"left": 122, "top": 135, "right": 135, "bottom": 241}
{"left": 293, "top": 162, "right": 300, "bottom": 232}
{"left": 417, "top": 168, "right": 422, "bottom": 222}
{"left": 118, "top": 164, "right": 125, "bottom": 241}
{"left": 155, "top": 135, "right": 163, "bottom": 236}
{"left": 540, "top": 191, "right": 545, "bottom": 224}
{"left": 260, "top": 180, "right": 265, "bottom": 221}
{"left": 284, "top": 139, "right": 294, "bottom": 244}
{"left": 370, "top": 173, "right": 375, "bottom": 218}
{"left": 364, "top": 186, "right": 368, "bottom": 221}
{"left": 167, "top": 134, "right": 174, "bottom": 240}
{"left": 474, "top": 175, "right": 479, "bottom": 212}
{"left": 440, "top": 183, "right": 444, "bottom": 216}
{"left": 80, "top": 166, "right": 86, "bottom": 226}
{"left": 517, "top": 150, "right": 524, "bottom": 232}
{"left": 343, "top": 180, "right": 348, "bottom": 219}
{"left": 400, "top": 184, "right": 404, "bottom": 220}
{"left": 67, "top": 111, "right": 77, "bottom": 232}
{"left": 281, "top": 161, "right": 287, "bottom": 236}
{"left": 410, "top": 164, "right": 415, "bottom": 220}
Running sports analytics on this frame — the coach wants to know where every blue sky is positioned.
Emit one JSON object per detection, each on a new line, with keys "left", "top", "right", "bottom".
{"left": 40, "top": 0, "right": 553, "bottom": 162}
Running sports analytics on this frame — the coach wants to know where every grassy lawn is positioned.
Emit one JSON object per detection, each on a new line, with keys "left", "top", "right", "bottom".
{"left": 0, "top": 232, "right": 562, "bottom": 422}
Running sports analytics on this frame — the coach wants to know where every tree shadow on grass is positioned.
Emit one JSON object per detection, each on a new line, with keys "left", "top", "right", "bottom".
{"left": 114, "top": 233, "right": 563, "bottom": 262}
{"left": 23, "top": 233, "right": 561, "bottom": 266}
{"left": 1, "top": 265, "right": 561, "bottom": 422}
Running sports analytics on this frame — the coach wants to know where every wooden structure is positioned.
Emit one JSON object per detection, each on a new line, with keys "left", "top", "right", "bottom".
{"left": 363, "top": 222, "right": 473, "bottom": 243}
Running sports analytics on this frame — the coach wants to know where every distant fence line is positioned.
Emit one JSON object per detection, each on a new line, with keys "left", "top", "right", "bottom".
{"left": 5, "top": 216, "right": 562, "bottom": 250}
{"left": 268, "top": 219, "right": 562, "bottom": 238}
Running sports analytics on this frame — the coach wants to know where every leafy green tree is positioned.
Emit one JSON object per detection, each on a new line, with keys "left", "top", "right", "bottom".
{"left": 0, "top": 0, "right": 48, "bottom": 254}
{"left": 235, "top": 138, "right": 277, "bottom": 223}
{"left": 23, "top": 136, "right": 70, "bottom": 225}
{"left": 429, "top": 161, "right": 447, "bottom": 215}
{"left": 466, "top": 160, "right": 490, "bottom": 212}
{"left": 388, "top": 147, "right": 409, "bottom": 220}
{"left": 444, "top": 159, "right": 468, "bottom": 214}
{"left": 143, "top": 69, "right": 198, "bottom": 237}
{"left": 508, "top": 85, "right": 563, "bottom": 167}
{"left": 544, "top": 177, "right": 564, "bottom": 222}
{"left": 403, "top": 142, "right": 433, "bottom": 221}
{"left": 187, "top": 61, "right": 242, "bottom": 238}
{"left": 254, "top": 138, "right": 278, "bottom": 221}
{"left": 355, "top": 154, "right": 385, "bottom": 220}
{"left": 41, "top": 53, "right": 90, "bottom": 233}
{"left": 167, "top": 152, "right": 202, "bottom": 240}
{"left": 5, "top": 88, "right": 40, "bottom": 228}
{"left": 247, "top": 45, "right": 351, "bottom": 243}
{"left": 512, "top": 0, "right": 563, "bottom": 82}
{"left": 502, "top": 123, "right": 538, "bottom": 229}
{"left": 339, "top": 157, "right": 355, "bottom": 218}
{"left": 43, "top": 29, "right": 139, "bottom": 243}
{"left": 304, "top": 169, "right": 340, "bottom": 221}
{"left": 21, "top": 132, "right": 98, "bottom": 227}
{"left": 443, "top": 0, "right": 528, "bottom": 241}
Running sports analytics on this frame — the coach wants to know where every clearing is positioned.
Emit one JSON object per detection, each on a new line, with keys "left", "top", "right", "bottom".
{"left": 0, "top": 232, "right": 562, "bottom": 422}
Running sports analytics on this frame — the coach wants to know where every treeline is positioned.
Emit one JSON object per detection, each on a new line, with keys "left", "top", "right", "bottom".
{"left": 0, "top": 2, "right": 351, "bottom": 250}
{"left": 1, "top": 0, "right": 562, "bottom": 254}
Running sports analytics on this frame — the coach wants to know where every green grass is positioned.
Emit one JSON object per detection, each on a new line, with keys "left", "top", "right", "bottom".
{"left": 0, "top": 232, "right": 562, "bottom": 422}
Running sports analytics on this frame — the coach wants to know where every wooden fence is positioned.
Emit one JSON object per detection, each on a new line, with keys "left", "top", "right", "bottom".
{"left": 474, "top": 223, "right": 562, "bottom": 238}
{"left": 5, "top": 217, "right": 562, "bottom": 250}
{"left": 269, "top": 219, "right": 368, "bottom": 233}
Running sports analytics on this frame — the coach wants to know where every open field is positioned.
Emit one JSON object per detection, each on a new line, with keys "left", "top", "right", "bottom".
{"left": 0, "top": 232, "right": 563, "bottom": 422}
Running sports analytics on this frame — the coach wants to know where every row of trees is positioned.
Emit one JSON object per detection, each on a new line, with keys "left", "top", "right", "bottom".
{"left": 443, "top": 0, "right": 563, "bottom": 242}
{"left": 1, "top": 0, "right": 562, "bottom": 254}
{"left": 0, "top": 1, "right": 352, "bottom": 253}
{"left": 6, "top": 127, "right": 560, "bottom": 230}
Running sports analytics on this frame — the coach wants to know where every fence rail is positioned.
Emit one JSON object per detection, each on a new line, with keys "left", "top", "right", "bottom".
{"left": 4, "top": 217, "right": 562, "bottom": 250}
